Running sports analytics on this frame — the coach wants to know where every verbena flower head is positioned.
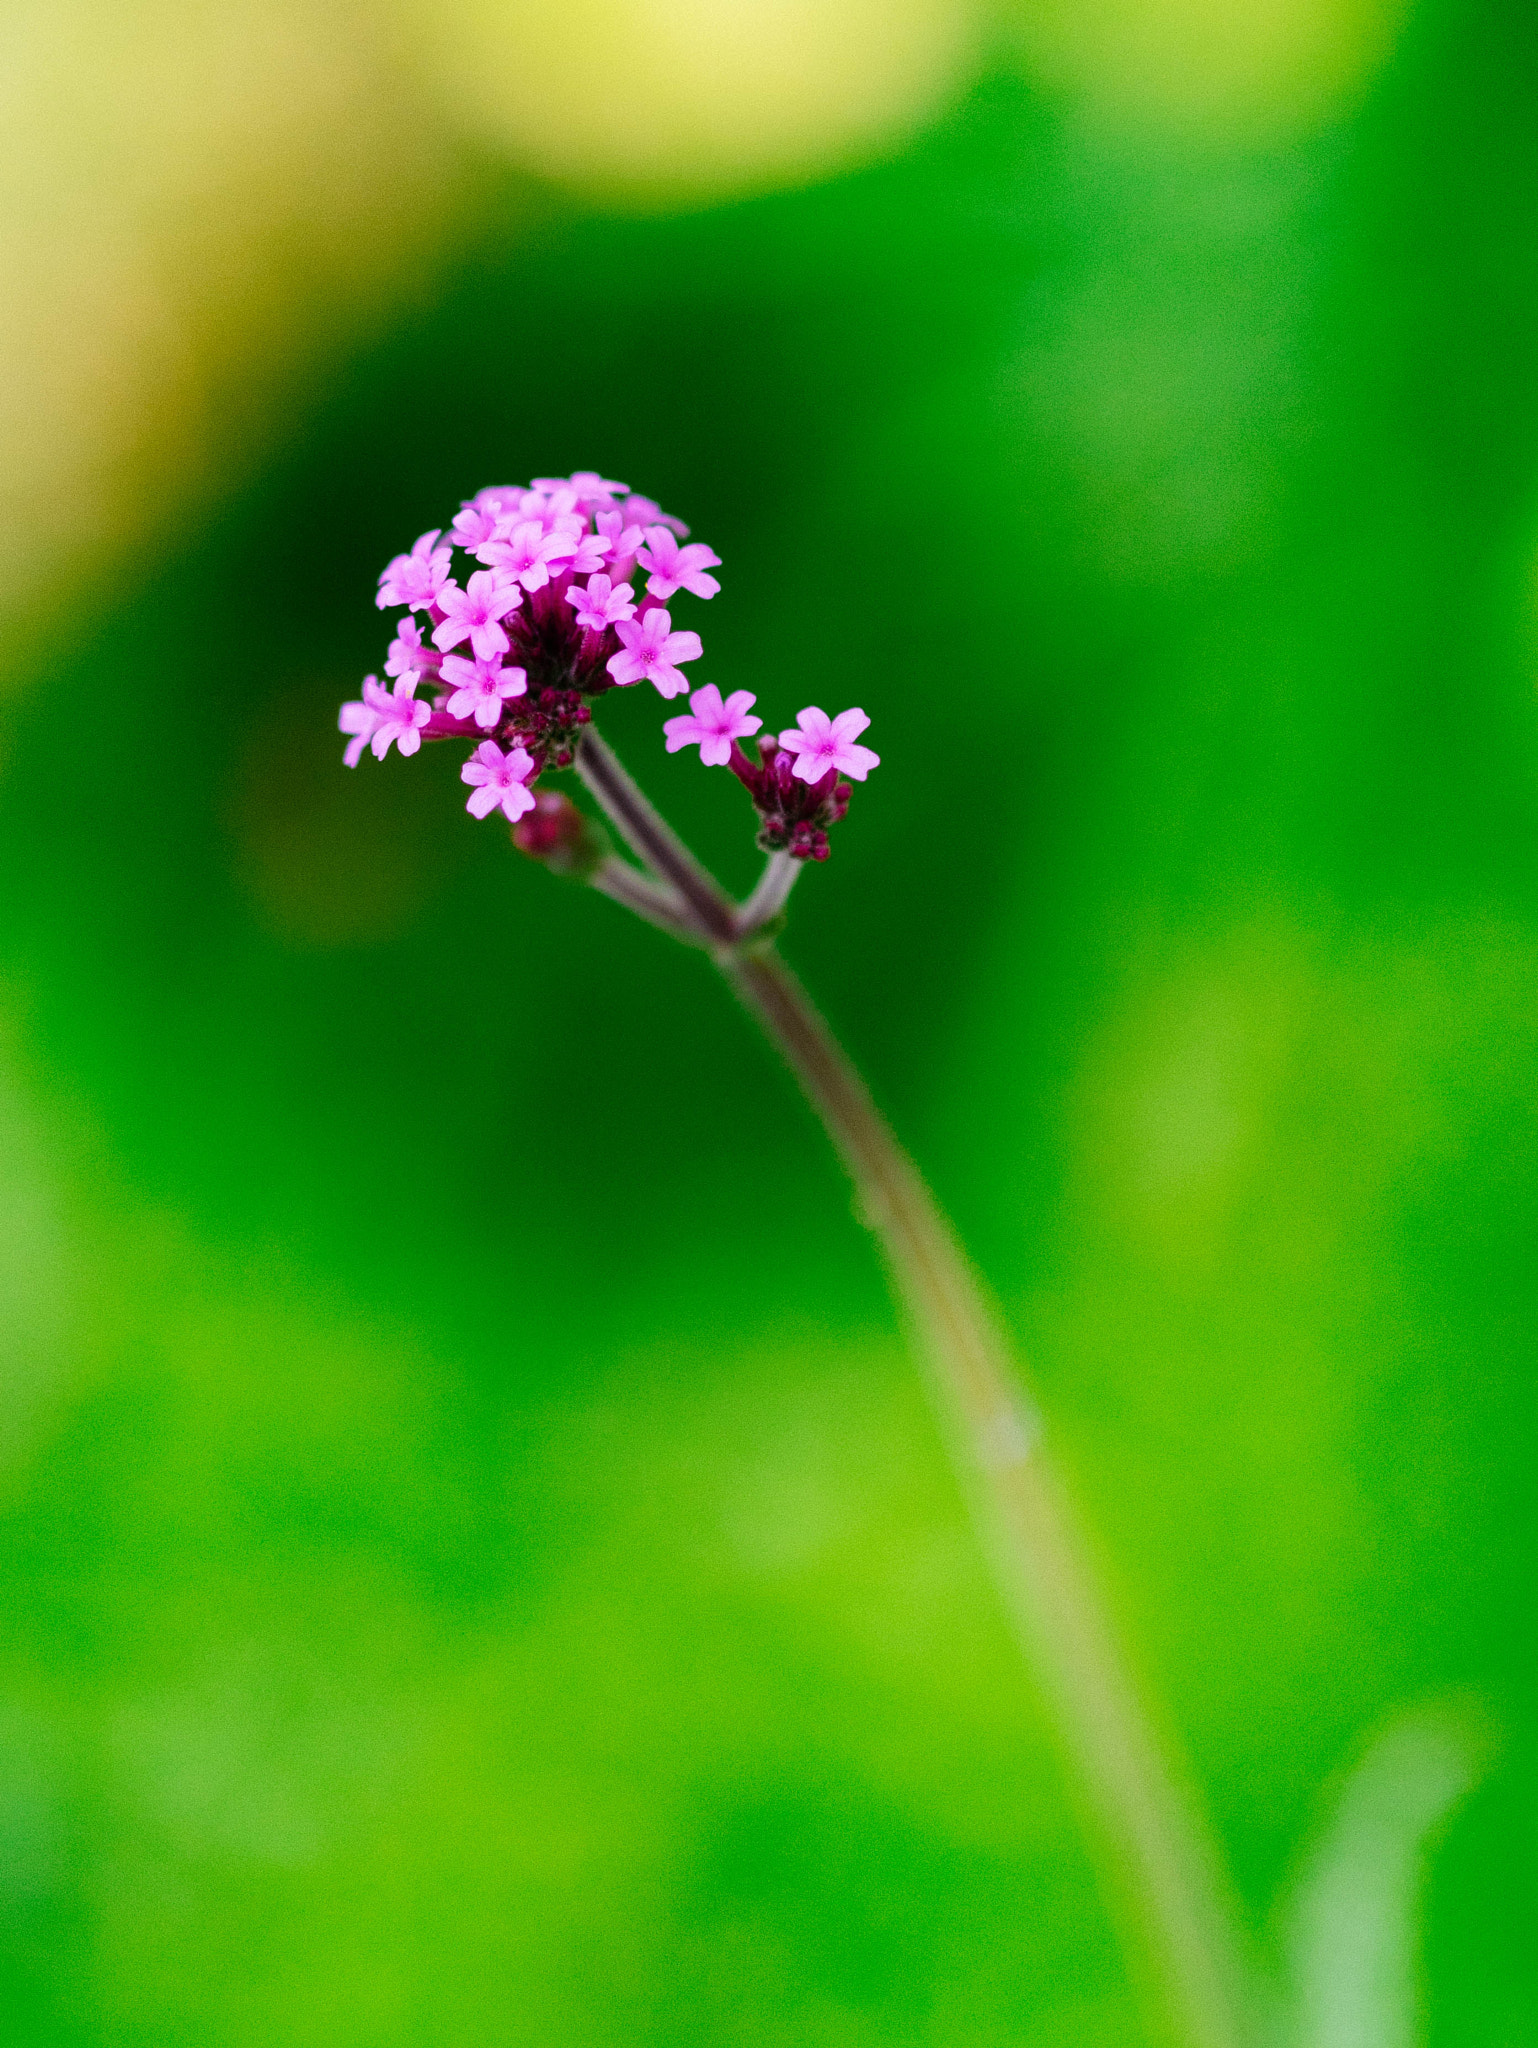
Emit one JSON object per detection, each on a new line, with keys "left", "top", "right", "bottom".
{"left": 341, "top": 472, "right": 877, "bottom": 859}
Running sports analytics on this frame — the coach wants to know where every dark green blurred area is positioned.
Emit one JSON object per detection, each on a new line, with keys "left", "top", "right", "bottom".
{"left": 3, "top": 6, "right": 1538, "bottom": 2041}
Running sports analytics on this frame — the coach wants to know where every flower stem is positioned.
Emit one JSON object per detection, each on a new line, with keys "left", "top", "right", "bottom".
{"left": 589, "top": 855, "right": 701, "bottom": 945}
{"left": 576, "top": 728, "right": 737, "bottom": 945}
{"left": 720, "top": 941, "right": 1253, "bottom": 2048}
{"left": 570, "top": 727, "right": 1253, "bottom": 2048}
{"left": 736, "top": 849, "right": 803, "bottom": 935}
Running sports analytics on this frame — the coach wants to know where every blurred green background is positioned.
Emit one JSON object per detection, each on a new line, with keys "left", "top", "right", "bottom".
{"left": 1, "top": 0, "right": 1535, "bottom": 2041}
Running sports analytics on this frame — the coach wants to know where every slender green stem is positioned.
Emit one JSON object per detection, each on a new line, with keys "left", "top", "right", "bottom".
{"left": 567, "top": 729, "right": 1254, "bottom": 2048}
{"left": 721, "top": 942, "right": 1253, "bottom": 2048}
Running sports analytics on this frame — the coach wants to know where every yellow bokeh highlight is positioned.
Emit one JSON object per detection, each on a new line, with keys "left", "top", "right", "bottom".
{"left": 396, "top": 0, "right": 990, "bottom": 203}
{"left": 0, "top": 0, "right": 1415, "bottom": 654}
{"left": 0, "top": 0, "right": 989, "bottom": 649}
{"left": 1009, "top": 0, "right": 1413, "bottom": 136}
{"left": 0, "top": 1, "right": 471, "bottom": 645}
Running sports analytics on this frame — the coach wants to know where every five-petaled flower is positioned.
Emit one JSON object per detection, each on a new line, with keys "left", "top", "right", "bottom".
{"left": 568, "top": 574, "right": 637, "bottom": 633}
{"left": 441, "top": 653, "right": 528, "bottom": 729}
{"left": 606, "top": 607, "right": 703, "bottom": 698}
{"left": 479, "top": 520, "right": 579, "bottom": 592}
{"left": 637, "top": 528, "right": 722, "bottom": 602}
{"left": 432, "top": 571, "right": 523, "bottom": 662}
{"left": 377, "top": 530, "right": 452, "bottom": 612}
{"left": 339, "top": 675, "right": 432, "bottom": 763}
{"left": 778, "top": 707, "right": 880, "bottom": 784}
{"left": 462, "top": 741, "right": 537, "bottom": 822}
{"left": 664, "top": 685, "right": 761, "bottom": 766}
{"left": 595, "top": 509, "right": 646, "bottom": 563}
{"left": 450, "top": 503, "right": 502, "bottom": 552}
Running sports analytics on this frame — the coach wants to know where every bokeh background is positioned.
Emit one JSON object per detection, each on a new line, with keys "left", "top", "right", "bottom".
{"left": 2, "top": 0, "right": 1536, "bottom": 2041}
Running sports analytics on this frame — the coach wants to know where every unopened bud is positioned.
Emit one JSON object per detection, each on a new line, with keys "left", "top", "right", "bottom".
{"left": 512, "top": 790, "right": 611, "bottom": 880}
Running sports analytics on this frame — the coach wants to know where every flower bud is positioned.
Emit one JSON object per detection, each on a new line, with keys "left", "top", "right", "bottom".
{"left": 512, "top": 789, "right": 610, "bottom": 879}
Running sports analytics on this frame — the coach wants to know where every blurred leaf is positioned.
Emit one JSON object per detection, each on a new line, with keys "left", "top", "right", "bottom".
{"left": 1283, "top": 1706, "right": 1487, "bottom": 2048}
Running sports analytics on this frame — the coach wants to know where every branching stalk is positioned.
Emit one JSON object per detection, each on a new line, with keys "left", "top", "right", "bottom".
{"left": 722, "top": 941, "right": 1253, "bottom": 2048}
{"left": 589, "top": 856, "right": 702, "bottom": 945}
{"left": 576, "top": 728, "right": 737, "bottom": 945}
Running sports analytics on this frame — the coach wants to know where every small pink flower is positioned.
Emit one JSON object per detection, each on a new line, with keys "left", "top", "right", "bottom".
{"left": 606, "top": 607, "right": 703, "bottom": 698}
{"left": 432, "top": 571, "right": 523, "bottom": 661}
{"left": 621, "top": 494, "right": 689, "bottom": 539}
{"left": 535, "top": 471, "right": 628, "bottom": 508}
{"left": 595, "top": 509, "right": 646, "bottom": 559}
{"left": 663, "top": 685, "right": 761, "bottom": 766}
{"left": 461, "top": 740, "right": 537, "bottom": 822}
{"left": 517, "top": 490, "right": 586, "bottom": 538}
{"left": 450, "top": 503, "right": 502, "bottom": 552}
{"left": 778, "top": 706, "right": 879, "bottom": 784}
{"left": 595, "top": 510, "right": 645, "bottom": 583}
{"left": 376, "top": 530, "right": 452, "bottom": 612}
{"left": 384, "top": 615, "right": 439, "bottom": 682}
{"left": 440, "top": 653, "right": 528, "bottom": 729}
{"left": 465, "top": 485, "right": 524, "bottom": 518}
{"left": 638, "top": 527, "right": 721, "bottom": 601}
{"left": 568, "top": 573, "right": 636, "bottom": 632}
{"left": 354, "top": 675, "right": 432, "bottom": 760}
{"left": 478, "top": 519, "right": 578, "bottom": 592}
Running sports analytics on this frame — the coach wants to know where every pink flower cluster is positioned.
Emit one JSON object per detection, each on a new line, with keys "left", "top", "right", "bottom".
{"left": 664, "top": 693, "right": 877, "bottom": 862}
{"left": 340, "top": 474, "right": 877, "bottom": 860}
{"left": 340, "top": 473, "right": 715, "bottom": 819}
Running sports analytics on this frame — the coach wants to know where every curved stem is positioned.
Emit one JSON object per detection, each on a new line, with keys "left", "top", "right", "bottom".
{"left": 589, "top": 856, "right": 703, "bottom": 945}
{"left": 736, "top": 849, "right": 803, "bottom": 935}
{"left": 570, "top": 726, "right": 1253, "bottom": 2046}
{"left": 722, "top": 943, "right": 1254, "bottom": 2048}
